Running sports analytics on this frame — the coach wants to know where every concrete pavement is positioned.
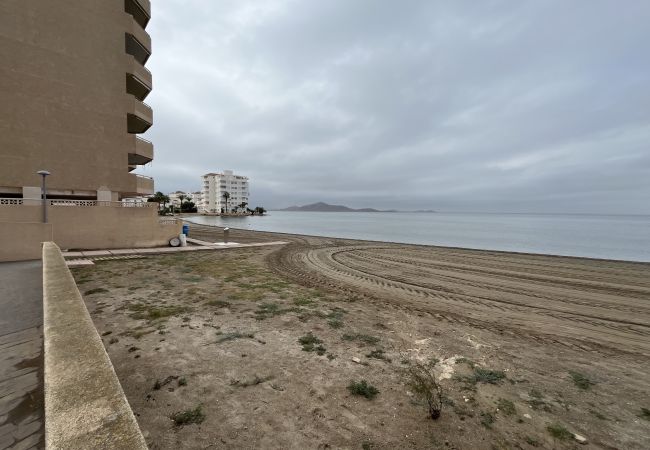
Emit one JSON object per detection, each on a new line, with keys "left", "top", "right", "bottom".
{"left": 0, "top": 260, "right": 44, "bottom": 450}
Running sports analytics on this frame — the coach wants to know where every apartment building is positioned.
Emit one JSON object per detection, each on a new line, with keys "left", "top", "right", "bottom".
{"left": 168, "top": 191, "right": 186, "bottom": 207}
{"left": 167, "top": 191, "right": 200, "bottom": 207}
{"left": 201, "top": 171, "right": 250, "bottom": 213}
{"left": 189, "top": 191, "right": 202, "bottom": 206}
{"left": 0, "top": 0, "right": 155, "bottom": 201}
{"left": 0, "top": 0, "right": 181, "bottom": 259}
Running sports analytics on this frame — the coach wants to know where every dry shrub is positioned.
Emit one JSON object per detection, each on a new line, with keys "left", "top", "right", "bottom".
{"left": 406, "top": 361, "right": 443, "bottom": 419}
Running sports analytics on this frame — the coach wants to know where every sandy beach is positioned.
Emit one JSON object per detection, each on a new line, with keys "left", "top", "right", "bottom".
{"left": 74, "top": 224, "right": 650, "bottom": 449}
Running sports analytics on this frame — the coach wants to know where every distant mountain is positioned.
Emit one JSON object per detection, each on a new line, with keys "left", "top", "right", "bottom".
{"left": 278, "top": 202, "right": 395, "bottom": 213}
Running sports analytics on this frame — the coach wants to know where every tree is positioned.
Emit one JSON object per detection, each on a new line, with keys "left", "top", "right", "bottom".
{"left": 181, "top": 200, "right": 197, "bottom": 213}
{"left": 254, "top": 206, "right": 266, "bottom": 215}
{"left": 148, "top": 191, "right": 170, "bottom": 215}
{"left": 239, "top": 202, "right": 248, "bottom": 213}
{"left": 222, "top": 191, "right": 230, "bottom": 214}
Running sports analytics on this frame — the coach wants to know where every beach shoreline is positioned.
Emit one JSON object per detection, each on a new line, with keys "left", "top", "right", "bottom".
{"left": 183, "top": 216, "right": 650, "bottom": 265}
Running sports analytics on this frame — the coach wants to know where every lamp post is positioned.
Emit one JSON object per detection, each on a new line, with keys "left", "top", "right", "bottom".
{"left": 37, "top": 170, "right": 50, "bottom": 223}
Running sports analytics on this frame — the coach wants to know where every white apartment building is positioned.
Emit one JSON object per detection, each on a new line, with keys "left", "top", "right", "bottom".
{"left": 168, "top": 191, "right": 186, "bottom": 207}
{"left": 189, "top": 191, "right": 202, "bottom": 206}
{"left": 167, "top": 190, "right": 202, "bottom": 208}
{"left": 201, "top": 170, "right": 249, "bottom": 213}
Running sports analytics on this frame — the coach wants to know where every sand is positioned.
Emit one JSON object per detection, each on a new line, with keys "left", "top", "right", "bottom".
{"left": 74, "top": 224, "right": 650, "bottom": 449}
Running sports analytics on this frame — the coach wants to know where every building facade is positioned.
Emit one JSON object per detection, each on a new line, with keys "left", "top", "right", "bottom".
{"left": 168, "top": 191, "right": 186, "bottom": 208}
{"left": 0, "top": 0, "right": 181, "bottom": 259}
{"left": 189, "top": 191, "right": 202, "bottom": 207}
{"left": 0, "top": 0, "right": 155, "bottom": 201}
{"left": 201, "top": 171, "right": 249, "bottom": 213}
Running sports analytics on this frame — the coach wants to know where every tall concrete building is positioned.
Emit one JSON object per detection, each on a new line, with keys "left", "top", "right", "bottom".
{"left": 201, "top": 171, "right": 250, "bottom": 213}
{"left": 0, "top": 0, "right": 154, "bottom": 201}
{"left": 0, "top": 0, "right": 181, "bottom": 260}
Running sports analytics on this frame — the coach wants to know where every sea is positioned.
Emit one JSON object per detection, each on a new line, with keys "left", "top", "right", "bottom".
{"left": 185, "top": 211, "right": 650, "bottom": 263}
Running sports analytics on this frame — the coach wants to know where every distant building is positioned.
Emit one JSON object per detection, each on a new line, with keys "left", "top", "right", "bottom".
{"left": 167, "top": 191, "right": 186, "bottom": 207}
{"left": 189, "top": 191, "right": 202, "bottom": 206}
{"left": 201, "top": 170, "right": 249, "bottom": 213}
{"left": 166, "top": 190, "right": 201, "bottom": 209}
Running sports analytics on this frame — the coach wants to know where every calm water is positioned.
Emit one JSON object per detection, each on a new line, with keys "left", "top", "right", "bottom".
{"left": 186, "top": 212, "right": 650, "bottom": 262}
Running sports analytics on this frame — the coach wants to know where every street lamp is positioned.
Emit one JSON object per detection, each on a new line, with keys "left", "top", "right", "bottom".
{"left": 37, "top": 170, "right": 50, "bottom": 223}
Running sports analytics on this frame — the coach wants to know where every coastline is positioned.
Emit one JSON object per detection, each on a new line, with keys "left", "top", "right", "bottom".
{"left": 183, "top": 216, "right": 650, "bottom": 265}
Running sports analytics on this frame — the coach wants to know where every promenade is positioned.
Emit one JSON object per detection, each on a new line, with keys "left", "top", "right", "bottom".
{"left": 0, "top": 261, "right": 44, "bottom": 449}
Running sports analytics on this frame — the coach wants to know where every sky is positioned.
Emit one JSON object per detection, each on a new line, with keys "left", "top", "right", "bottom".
{"left": 139, "top": 0, "right": 650, "bottom": 214}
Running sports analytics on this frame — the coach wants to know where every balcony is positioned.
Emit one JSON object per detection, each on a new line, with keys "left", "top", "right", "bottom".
{"left": 129, "top": 135, "right": 153, "bottom": 166}
{"left": 136, "top": 174, "right": 154, "bottom": 195}
{"left": 126, "top": 55, "right": 152, "bottom": 100}
{"left": 125, "top": 32, "right": 151, "bottom": 66}
{"left": 125, "top": 0, "right": 151, "bottom": 29}
{"left": 127, "top": 96, "right": 153, "bottom": 133}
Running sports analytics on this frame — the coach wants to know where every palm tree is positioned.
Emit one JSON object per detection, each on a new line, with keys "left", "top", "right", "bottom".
{"left": 222, "top": 191, "right": 230, "bottom": 214}
{"left": 148, "top": 191, "right": 170, "bottom": 214}
{"left": 239, "top": 202, "right": 248, "bottom": 214}
{"left": 178, "top": 194, "right": 187, "bottom": 214}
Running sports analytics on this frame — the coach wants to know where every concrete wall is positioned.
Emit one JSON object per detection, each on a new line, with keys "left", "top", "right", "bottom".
{"left": 0, "top": 0, "right": 153, "bottom": 197}
{"left": 0, "top": 222, "right": 53, "bottom": 262}
{"left": 0, "top": 204, "right": 180, "bottom": 251}
{"left": 42, "top": 242, "right": 147, "bottom": 449}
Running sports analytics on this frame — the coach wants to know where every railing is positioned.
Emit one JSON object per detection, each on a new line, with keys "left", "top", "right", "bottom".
{"left": 0, "top": 198, "right": 23, "bottom": 205}
{"left": 49, "top": 199, "right": 157, "bottom": 208}
{"left": 159, "top": 218, "right": 180, "bottom": 225}
{"left": 135, "top": 135, "right": 152, "bottom": 144}
{"left": 0, "top": 198, "right": 157, "bottom": 208}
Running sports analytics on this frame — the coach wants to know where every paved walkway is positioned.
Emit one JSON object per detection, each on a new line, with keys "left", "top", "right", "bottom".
{"left": 0, "top": 261, "right": 44, "bottom": 450}
{"left": 62, "top": 240, "right": 289, "bottom": 267}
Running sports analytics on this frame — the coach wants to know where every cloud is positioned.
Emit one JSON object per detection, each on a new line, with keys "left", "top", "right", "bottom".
{"left": 138, "top": 0, "right": 650, "bottom": 213}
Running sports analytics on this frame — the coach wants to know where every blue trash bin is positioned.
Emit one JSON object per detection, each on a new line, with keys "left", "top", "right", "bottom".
{"left": 182, "top": 224, "right": 190, "bottom": 236}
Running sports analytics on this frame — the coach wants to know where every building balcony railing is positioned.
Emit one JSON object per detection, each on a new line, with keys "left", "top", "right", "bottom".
{"left": 125, "top": 32, "right": 151, "bottom": 66}
{"left": 126, "top": 55, "right": 152, "bottom": 101}
{"left": 0, "top": 198, "right": 157, "bottom": 208}
{"left": 135, "top": 174, "right": 154, "bottom": 195}
{"left": 128, "top": 135, "right": 154, "bottom": 166}
{"left": 127, "top": 96, "right": 153, "bottom": 133}
{"left": 125, "top": 0, "right": 151, "bottom": 29}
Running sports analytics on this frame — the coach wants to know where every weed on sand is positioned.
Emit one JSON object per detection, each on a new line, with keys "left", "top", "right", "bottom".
{"left": 215, "top": 332, "right": 255, "bottom": 344}
{"left": 171, "top": 405, "right": 205, "bottom": 426}
{"left": 569, "top": 371, "right": 595, "bottom": 390}
{"left": 455, "top": 367, "right": 506, "bottom": 389}
{"left": 255, "top": 302, "right": 299, "bottom": 320}
{"left": 366, "top": 349, "right": 391, "bottom": 362}
{"left": 299, "top": 333, "right": 326, "bottom": 355}
{"left": 342, "top": 333, "right": 380, "bottom": 346}
{"left": 546, "top": 423, "right": 573, "bottom": 440}
{"left": 348, "top": 380, "right": 379, "bottom": 400}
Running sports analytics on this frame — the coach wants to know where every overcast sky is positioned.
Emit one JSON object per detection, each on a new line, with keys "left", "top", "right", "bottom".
{"left": 139, "top": 0, "right": 650, "bottom": 214}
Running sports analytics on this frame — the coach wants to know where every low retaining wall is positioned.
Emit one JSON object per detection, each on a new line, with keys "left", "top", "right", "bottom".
{"left": 42, "top": 242, "right": 147, "bottom": 449}
{"left": 0, "top": 221, "right": 53, "bottom": 262}
{"left": 0, "top": 202, "right": 181, "bottom": 251}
